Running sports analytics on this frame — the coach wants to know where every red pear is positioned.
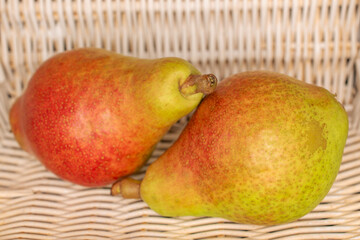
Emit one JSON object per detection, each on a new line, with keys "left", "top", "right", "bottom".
{"left": 10, "top": 48, "right": 217, "bottom": 187}
{"left": 113, "top": 71, "right": 348, "bottom": 225}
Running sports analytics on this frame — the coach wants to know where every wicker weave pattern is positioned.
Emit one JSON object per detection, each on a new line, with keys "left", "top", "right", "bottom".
{"left": 1, "top": 0, "right": 360, "bottom": 239}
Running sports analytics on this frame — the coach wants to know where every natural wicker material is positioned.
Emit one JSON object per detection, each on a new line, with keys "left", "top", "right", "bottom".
{"left": 1, "top": 0, "right": 360, "bottom": 239}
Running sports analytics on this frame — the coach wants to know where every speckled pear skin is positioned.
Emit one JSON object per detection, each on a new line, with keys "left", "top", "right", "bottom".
{"left": 9, "top": 48, "right": 205, "bottom": 187}
{"left": 140, "top": 71, "right": 349, "bottom": 225}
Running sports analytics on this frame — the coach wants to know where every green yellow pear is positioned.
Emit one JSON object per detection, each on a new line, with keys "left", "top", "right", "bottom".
{"left": 112, "top": 71, "right": 348, "bottom": 225}
{"left": 9, "top": 48, "right": 217, "bottom": 187}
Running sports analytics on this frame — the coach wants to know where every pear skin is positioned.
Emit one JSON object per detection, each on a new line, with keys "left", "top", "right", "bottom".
{"left": 9, "top": 48, "right": 217, "bottom": 187}
{"left": 113, "top": 71, "right": 349, "bottom": 225}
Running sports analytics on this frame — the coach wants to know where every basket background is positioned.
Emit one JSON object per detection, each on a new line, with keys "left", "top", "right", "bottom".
{"left": 1, "top": 0, "right": 360, "bottom": 239}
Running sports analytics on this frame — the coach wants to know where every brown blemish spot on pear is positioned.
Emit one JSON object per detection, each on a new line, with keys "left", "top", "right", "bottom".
{"left": 305, "top": 119, "right": 327, "bottom": 153}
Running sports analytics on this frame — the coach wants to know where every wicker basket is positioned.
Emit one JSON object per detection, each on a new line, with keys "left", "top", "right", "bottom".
{"left": 1, "top": 0, "right": 360, "bottom": 239}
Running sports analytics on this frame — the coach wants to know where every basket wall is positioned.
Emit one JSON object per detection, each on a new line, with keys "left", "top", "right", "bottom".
{"left": 1, "top": 0, "right": 360, "bottom": 239}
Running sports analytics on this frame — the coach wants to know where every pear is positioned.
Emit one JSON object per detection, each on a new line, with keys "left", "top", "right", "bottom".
{"left": 9, "top": 48, "right": 217, "bottom": 187}
{"left": 112, "top": 71, "right": 348, "bottom": 225}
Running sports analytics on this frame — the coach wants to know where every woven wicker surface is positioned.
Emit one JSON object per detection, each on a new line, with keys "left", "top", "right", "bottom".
{"left": 1, "top": 0, "right": 360, "bottom": 239}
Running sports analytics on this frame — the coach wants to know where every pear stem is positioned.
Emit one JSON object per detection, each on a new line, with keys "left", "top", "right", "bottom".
{"left": 180, "top": 74, "right": 218, "bottom": 96}
{"left": 111, "top": 178, "right": 142, "bottom": 199}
